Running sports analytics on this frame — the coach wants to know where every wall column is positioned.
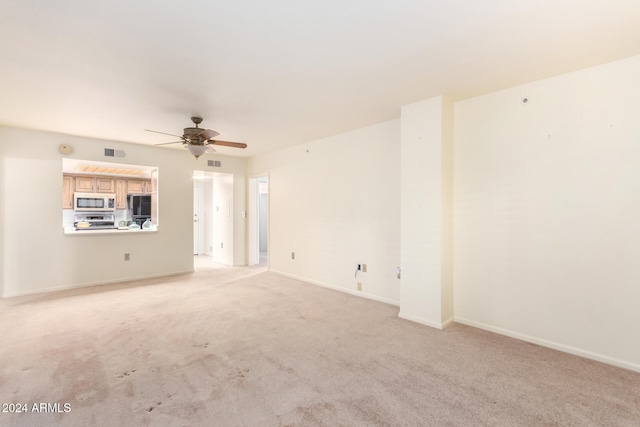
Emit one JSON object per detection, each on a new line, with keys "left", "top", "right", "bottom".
{"left": 399, "top": 95, "right": 453, "bottom": 328}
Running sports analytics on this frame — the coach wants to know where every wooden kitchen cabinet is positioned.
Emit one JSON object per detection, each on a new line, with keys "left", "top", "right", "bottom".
{"left": 127, "top": 179, "right": 152, "bottom": 194}
{"left": 96, "top": 178, "right": 115, "bottom": 193}
{"left": 74, "top": 176, "right": 115, "bottom": 193}
{"left": 64, "top": 173, "right": 151, "bottom": 211}
{"left": 62, "top": 175, "right": 74, "bottom": 209}
{"left": 115, "top": 179, "right": 128, "bottom": 209}
{"left": 74, "top": 176, "right": 95, "bottom": 192}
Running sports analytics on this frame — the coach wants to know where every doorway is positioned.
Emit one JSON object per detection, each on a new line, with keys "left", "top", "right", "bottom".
{"left": 193, "top": 171, "right": 234, "bottom": 268}
{"left": 193, "top": 185, "right": 201, "bottom": 255}
{"left": 249, "top": 175, "right": 268, "bottom": 266}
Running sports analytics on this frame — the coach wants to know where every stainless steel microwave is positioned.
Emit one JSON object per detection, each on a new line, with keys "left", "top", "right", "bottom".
{"left": 74, "top": 192, "right": 116, "bottom": 211}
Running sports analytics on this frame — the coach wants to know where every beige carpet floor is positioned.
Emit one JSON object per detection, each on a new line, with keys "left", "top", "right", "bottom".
{"left": 1, "top": 258, "right": 639, "bottom": 426}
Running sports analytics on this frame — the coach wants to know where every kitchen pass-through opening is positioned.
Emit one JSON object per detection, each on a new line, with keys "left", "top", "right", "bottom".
{"left": 62, "top": 158, "right": 158, "bottom": 233}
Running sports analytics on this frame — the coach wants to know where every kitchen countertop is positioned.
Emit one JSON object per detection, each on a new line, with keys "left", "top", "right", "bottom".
{"left": 63, "top": 226, "right": 158, "bottom": 236}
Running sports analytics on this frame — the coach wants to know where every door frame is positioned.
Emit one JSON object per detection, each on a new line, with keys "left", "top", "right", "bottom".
{"left": 248, "top": 173, "right": 269, "bottom": 266}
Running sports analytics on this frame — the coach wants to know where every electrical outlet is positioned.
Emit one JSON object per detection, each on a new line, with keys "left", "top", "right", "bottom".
{"left": 291, "top": 252, "right": 295, "bottom": 260}
{"left": 124, "top": 253, "right": 130, "bottom": 261}
{"left": 362, "top": 264, "right": 367, "bottom": 273}
{"left": 221, "top": 242, "right": 224, "bottom": 248}
{"left": 357, "top": 282, "right": 362, "bottom": 291}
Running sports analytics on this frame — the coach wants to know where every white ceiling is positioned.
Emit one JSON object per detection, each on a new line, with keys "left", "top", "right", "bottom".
{"left": 1, "top": 1, "right": 640, "bottom": 158}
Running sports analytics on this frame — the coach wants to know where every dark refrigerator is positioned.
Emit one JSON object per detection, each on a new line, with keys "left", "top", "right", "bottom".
{"left": 129, "top": 195, "right": 151, "bottom": 226}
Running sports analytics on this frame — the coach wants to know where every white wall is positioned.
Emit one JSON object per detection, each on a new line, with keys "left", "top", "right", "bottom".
{"left": 201, "top": 178, "right": 214, "bottom": 256}
{"left": 233, "top": 173, "right": 246, "bottom": 267}
{"left": 258, "top": 178, "right": 268, "bottom": 253}
{"left": 193, "top": 183, "right": 201, "bottom": 254}
{"left": 454, "top": 54, "right": 640, "bottom": 371}
{"left": 0, "top": 154, "right": 4, "bottom": 297}
{"left": 248, "top": 119, "right": 401, "bottom": 305}
{"left": 399, "top": 96, "right": 454, "bottom": 328}
{"left": 212, "top": 173, "right": 234, "bottom": 266}
{"left": 0, "top": 126, "right": 247, "bottom": 297}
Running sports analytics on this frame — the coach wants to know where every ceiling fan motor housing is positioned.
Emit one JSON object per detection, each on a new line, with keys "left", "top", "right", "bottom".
{"left": 146, "top": 116, "right": 245, "bottom": 156}
{"left": 183, "top": 127, "right": 206, "bottom": 144}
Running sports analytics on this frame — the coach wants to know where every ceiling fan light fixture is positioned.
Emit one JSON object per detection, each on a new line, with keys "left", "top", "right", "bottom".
{"left": 147, "top": 116, "right": 246, "bottom": 156}
{"left": 186, "top": 144, "right": 209, "bottom": 159}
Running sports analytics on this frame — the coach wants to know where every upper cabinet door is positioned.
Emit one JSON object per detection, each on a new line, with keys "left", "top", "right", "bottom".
{"left": 74, "top": 176, "right": 114, "bottom": 193}
{"left": 127, "top": 179, "right": 151, "bottom": 194}
{"left": 115, "top": 179, "right": 128, "bottom": 209}
{"left": 62, "top": 176, "right": 74, "bottom": 209}
{"left": 75, "top": 176, "right": 95, "bottom": 192}
{"left": 96, "top": 178, "right": 115, "bottom": 193}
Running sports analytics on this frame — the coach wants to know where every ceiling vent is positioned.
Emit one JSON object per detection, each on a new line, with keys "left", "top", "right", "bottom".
{"left": 208, "top": 160, "right": 222, "bottom": 168}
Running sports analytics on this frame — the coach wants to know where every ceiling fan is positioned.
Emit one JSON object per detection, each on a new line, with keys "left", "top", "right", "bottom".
{"left": 145, "top": 117, "right": 247, "bottom": 159}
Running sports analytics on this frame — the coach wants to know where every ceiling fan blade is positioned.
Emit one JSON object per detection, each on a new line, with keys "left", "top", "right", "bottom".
{"left": 145, "top": 129, "right": 185, "bottom": 139}
{"left": 155, "top": 141, "right": 184, "bottom": 146}
{"left": 198, "top": 129, "right": 220, "bottom": 140}
{"left": 208, "top": 140, "right": 247, "bottom": 149}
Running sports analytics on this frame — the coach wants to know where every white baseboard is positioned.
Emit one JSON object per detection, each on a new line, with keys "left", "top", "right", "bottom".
{"left": 455, "top": 317, "right": 640, "bottom": 374}
{"left": 270, "top": 270, "right": 400, "bottom": 307}
{"left": 398, "top": 312, "right": 455, "bottom": 330}
{"left": 1, "top": 270, "right": 194, "bottom": 298}
{"left": 442, "top": 316, "right": 455, "bottom": 329}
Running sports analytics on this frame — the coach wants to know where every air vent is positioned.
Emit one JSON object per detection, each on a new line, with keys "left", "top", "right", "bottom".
{"left": 208, "top": 160, "right": 222, "bottom": 167}
{"left": 104, "top": 148, "right": 125, "bottom": 158}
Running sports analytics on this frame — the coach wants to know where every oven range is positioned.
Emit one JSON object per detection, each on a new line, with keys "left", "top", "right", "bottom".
{"left": 74, "top": 213, "right": 116, "bottom": 230}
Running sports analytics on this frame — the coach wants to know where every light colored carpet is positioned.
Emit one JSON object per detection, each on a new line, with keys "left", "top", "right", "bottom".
{"left": 1, "top": 259, "right": 639, "bottom": 426}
